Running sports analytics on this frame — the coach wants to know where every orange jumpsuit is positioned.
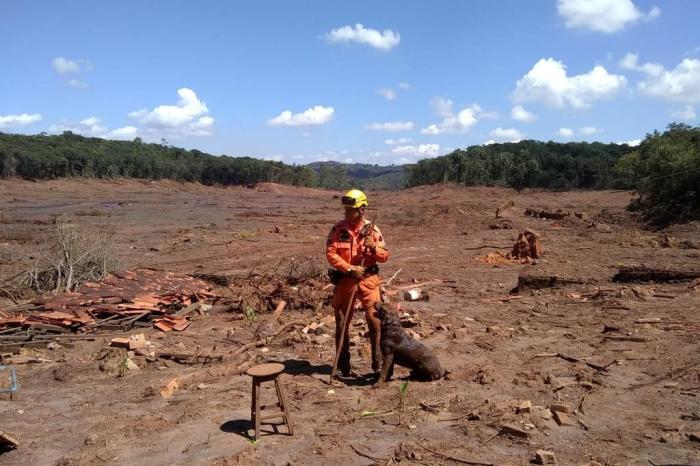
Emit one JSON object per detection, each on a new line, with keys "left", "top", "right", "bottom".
{"left": 326, "top": 218, "right": 389, "bottom": 374}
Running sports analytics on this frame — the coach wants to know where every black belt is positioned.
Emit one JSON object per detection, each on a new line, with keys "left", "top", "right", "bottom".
{"left": 328, "top": 264, "right": 379, "bottom": 284}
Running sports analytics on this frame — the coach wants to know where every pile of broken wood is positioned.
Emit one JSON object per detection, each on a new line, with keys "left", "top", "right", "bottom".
{"left": 0, "top": 268, "right": 215, "bottom": 346}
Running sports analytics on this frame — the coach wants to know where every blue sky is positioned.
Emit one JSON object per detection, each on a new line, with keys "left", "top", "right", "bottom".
{"left": 1, "top": 0, "right": 699, "bottom": 165}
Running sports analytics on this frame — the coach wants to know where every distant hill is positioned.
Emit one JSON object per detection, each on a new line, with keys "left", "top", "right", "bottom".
{"left": 306, "top": 161, "right": 407, "bottom": 190}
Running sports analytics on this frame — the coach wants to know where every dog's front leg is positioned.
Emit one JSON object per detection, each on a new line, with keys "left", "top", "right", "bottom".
{"left": 374, "top": 352, "right": 394, "bottom": 388}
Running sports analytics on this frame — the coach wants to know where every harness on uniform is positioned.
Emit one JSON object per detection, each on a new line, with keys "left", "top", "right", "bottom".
{"left": 328, "top": 222, "right": 379, "bottom": 284}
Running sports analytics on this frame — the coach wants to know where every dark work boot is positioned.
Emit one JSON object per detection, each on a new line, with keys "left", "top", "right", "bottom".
{"left": 335, "top": 312, "right": 352, "bottom": 377}
{"left": 338, "top": 349, "right": 352, "bottom": 377}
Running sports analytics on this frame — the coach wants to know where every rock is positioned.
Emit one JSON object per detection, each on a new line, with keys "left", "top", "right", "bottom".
{"left": 549, "top": 403, "right": 571, "bottom": 414}
{"left": 534, "top": 406, "right": 553, "bottom": 420}
{"left": 47, "top": 342, "right": 60, "bottom": 350}
{"left": 125, "top": 358, "right": 140, "bottom": 371}
{"left": 405, "top": 329, "right": 421, "bottom": 340}
{"left": 535, "top": 450, "right": 557, "bottom": 465}
{"left": 486, "top": 325, "right": 501, "bottom": 334}
{"left": 517, "top": 400, "right": 532, "bottom": 414}
{"left": 197, "top": 383, "right": 208, "bottom": 390}
{"left": 553, "top": 410, "right": 576, "bottom": 427}
{"left": 501, "top": 423, "right": 530, "bottom": 438}
{"left": 52, "top": 366, "right": 71, "bottom": 382}
{"left": 529, "top": 413, "right": 557, "bottom": 431}
{"left": 109, "top": 337, "right": 131, "bottom": 349}
{"left": 688, "top": 432, "right": 700, "bottom": 442}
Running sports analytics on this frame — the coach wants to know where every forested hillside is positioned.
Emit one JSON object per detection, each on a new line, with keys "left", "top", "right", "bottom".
{"left": 308, "top": 161, "right": 406, "bottom": 190}
{"left": 406, "top": 140, "right": 637, "bottom": 190}
{"left": 3, "top": 126, "right": 698, "bottom": 224}
{"left": 0, "top": 132, "right": 317, "bottom": 187}
{"left": 620, "top": 124, "right": 700, "bottom": 224}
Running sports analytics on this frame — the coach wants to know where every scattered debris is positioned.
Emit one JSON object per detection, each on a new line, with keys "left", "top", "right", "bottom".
{"left": 488, "top": 220, "right": 513, "bottom": 230}
{"left": 517, "top": 400, "right": 532, "bottom": 414}
{"left": 160, "top": 378, "right": 180, "bottom": 399}
{"left": 535, "top": 449, "right": 557, "bottom": 465}
{"left": 0, "top": 269, "right": 214, "bottom": 338}
{"left": 509, "top": 229, "right": 542, "bottom": 261}
{"left": 500, "top": 423, "right": 530, "bottom": 438}
{"left": 612, "top": 266, "right": 700, "bottom": 283}
{"left": 472, "top": 229, "right": 542, "bottom": 265}
{"left": 403, "top": 289, "right": 429, "bottom": 301}
{"left": 514, "top": 274, "right": 584, "bottom": 292}
{"left": 552, "top": 410, "right": 576, "bottom": 427}
{"left": 496, "top": 200, "right": 515, "bottom": 218}
{"left": 0, "top": 430, "right": 19, "bottom": 450}
{"left": 415, "top": 439, "right": 494, "bottom": 466}
{"left": 525, "top": 208, "right": 570, "bottom": 220}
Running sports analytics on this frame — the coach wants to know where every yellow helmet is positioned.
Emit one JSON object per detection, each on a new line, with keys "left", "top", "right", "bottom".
{"left": 341, "top": 189, "right": 368, "bottom": 208}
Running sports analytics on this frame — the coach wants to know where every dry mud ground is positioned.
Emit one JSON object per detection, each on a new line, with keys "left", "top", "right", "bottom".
{"left": 0, "top": 178, "right": 699, "bottom": 466}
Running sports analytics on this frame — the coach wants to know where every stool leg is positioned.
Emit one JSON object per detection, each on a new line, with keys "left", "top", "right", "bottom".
{"left": 254, "top": 379, "right": 261, "bottom": 440}
{"left": 275, "top": 377, "right": 294, "bottom": 436}
{"left": 250, "top": 378, "right": 256, "bottom": 435}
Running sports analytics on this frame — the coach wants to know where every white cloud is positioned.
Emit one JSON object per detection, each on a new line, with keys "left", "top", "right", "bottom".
{"left": 0, "top": 113, "right": 43, "bottom": 128}
{"left": 52, "top": 57, "right": 80, "bottom": 74}
{"left": 267, "top": 105, "right": 334, "bottom": 127}
{"left": 511, "top": 105, "right": 537, "bottom": 122}
{"left": 67, "top": 79, "right": 88, "bottom": 89}
{"left": 325, "top": 23, "right": 400, "bottom": 51}
{"left": 557, "top": 127, "right": 575, "bottom": 138}
{"left": 621, "top": 54, "right": 700, "bottom": 103}
{"left": 377, "top": 88, "right": 397, "bottom": 101}
{"left": 489, "top": 127, "right": 526, "bottom": 142}
{"left": 483, "top": 140, "right": 496, "bottom": 146}
{"left": 384, "top": 137, "right": 412, "bottom": 145}
{"left": 392, "top": 143, "right": 441, "bottom": 158}
{"left": 129, "top": 88, "right": 215, "bottom": 136}
{"left": 108, "top": 126, "right": 139, "bottom": 139}
{"left": 513, "top": 58, "right": 626, "bottom": 108}
{"left": 397, "top": 82, "right": 410, "bottom": 90}
{"left": 421, "top": 98, "right": 488, "bottom": 135}
{"left": 619, "top": 138, "right": 641, "bottom": 146}
{"left": 49, "top": 117, "right": 138, "bottom": 140}
{"left": 49, "top": 116, "right": 107, "bottom": 137}
{"left": 579, "top": 126, "right": 603, "bottom": 135}
{"left": 364, "top": 121, "right": 414, "bottom": 131}
{"left": 557, "top": 0, "right": 660, "bottom": 33}
{"left": 671, "top": 105, "right": 696, "bottom": 121}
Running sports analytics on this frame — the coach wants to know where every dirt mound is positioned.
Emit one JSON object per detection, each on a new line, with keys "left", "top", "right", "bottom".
{"left": 253, "top": 182, "right": 325, "bottom": 196}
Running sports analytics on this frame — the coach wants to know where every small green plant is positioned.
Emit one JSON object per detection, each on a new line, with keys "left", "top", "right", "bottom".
{"left": 248, "top": 438, "right": 260, "bottom": 447}
{"left": 398, "top": 381, "right": 409, "bottom": 424}
{"left": 244, "top": 306, "right": 257, "bottom": 322}
{"left": 360, "top": 410, "right": 377, "bottom": 418}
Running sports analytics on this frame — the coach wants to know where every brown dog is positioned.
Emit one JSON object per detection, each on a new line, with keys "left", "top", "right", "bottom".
{"left": 374, "top": 302, "right": 445, "bottom": 385}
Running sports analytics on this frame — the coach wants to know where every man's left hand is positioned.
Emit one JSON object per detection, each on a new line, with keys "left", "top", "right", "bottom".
{"left": 364, "top": 236, "right": 376, "bottom": 250}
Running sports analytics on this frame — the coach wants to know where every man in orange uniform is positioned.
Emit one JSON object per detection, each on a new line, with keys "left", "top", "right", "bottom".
{"left": 326, "top": 189, "right": 390, "bottom": 378}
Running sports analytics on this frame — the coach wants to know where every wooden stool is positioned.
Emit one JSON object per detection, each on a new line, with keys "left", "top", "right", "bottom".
{"left": 246, "top": 363, "right": 294, "bottom": 440}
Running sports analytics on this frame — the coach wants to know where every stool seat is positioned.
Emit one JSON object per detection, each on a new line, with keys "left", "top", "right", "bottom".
{"left": 246, "top": 362, "right": 285, "bottom": 378}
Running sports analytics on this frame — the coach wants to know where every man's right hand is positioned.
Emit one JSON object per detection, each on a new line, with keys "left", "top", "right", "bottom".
{"left": 348, "top": 265, "right": 365, "bottom": 278}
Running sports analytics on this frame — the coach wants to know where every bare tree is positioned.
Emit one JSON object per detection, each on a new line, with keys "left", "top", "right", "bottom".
{"left": 25, "top": 216, "right": 117, "bottom": 294}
